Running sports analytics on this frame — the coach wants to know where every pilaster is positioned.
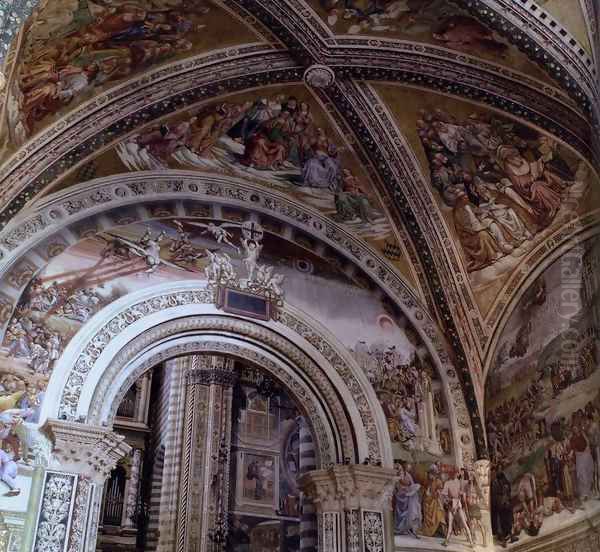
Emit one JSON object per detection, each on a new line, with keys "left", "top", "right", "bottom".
{"left": 299, "top": 464, "right": 397, "bottom": 552}
{"left": 29, "top": 420, "right": 131, "bottom": 552}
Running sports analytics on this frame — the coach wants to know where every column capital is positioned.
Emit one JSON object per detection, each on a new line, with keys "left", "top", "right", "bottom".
{"left": 186, "top": 354, "right": 237, "bottom": 386}
{"left": 298, "top": 464, "right": 397, "bottom": 512}
{"left": 41, "top": 419, "right": 131, "bottom": 483}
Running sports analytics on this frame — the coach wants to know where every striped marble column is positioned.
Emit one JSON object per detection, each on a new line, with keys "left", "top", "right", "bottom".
{"left": 175, "top": 355, "right": 237, "bottom": 552}
{"left": 298, "top": 416, "right": 318, "bottom": 552}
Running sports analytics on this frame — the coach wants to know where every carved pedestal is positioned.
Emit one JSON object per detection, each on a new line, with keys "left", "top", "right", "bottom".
{"left": 299, "top": 465, "right": 397, "bottom": 552}
{"left": 175, "top": 355, "right": 237, "bottom": 552}
{"left": 473, "top": 459, "right": 492, "bottom": 548}
{"left": 30, "top": 421, "right": 131, "bottom": 552}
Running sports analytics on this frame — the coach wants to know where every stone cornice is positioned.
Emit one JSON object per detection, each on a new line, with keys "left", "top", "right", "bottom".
{"left": 41, "top": 419, "right": 132, "bottom": 484}
{"left": 298, "top": 464, "right": 397, "bottom": 512}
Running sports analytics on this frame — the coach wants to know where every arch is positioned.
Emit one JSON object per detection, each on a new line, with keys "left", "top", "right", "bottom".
{"left": 40, "top": 281, "right": 393, "bottom": 467}
{"left": 0, "top": 171, "right": 474, "bottom": 461}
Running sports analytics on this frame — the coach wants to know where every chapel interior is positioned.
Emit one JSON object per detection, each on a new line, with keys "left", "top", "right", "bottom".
{"left": 0, "top": 1, "right": 599, "bottom": 552}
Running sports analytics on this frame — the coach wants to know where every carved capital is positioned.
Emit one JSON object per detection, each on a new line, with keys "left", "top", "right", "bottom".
{"left": 186, "top": 354, "right": 237, "bottom": 387}
{"left": 298, "top": 464, "right": 397, "bottom": 512}
{"left": 41, "top": 419, "right": 131, "bottom": 483}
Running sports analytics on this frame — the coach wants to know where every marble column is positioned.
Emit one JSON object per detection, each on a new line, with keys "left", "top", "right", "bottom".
{"left": 175, "top": 355, "right": 237, "bottom": 552}
{"left": 299, "top": 464, "right": 397, "bottom": 552}
{"left": 30, "top": 420, "right": 131, "bottom": 552}
{"left": 122, "top": 448, "right": 142, "bottom": 529}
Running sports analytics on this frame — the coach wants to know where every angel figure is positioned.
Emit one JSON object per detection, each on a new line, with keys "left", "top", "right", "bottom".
{"left": 205, "top": 250, "right": 236, "bottom": 285}
{"left": 177, "top": 221, "right": 240, "bottom": 252}
{"left": 102, "top": 231, "right": 189, "bottom": 274}
{"left": 202, "top": 222, "right": 240, "bottom": 253}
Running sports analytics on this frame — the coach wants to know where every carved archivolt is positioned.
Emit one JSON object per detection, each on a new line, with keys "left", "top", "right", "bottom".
{"left": 50, "top": 293, "right": 392, "bottom": 464}
{"left": 89, "top": 317, "right": 353, "bottom": 466}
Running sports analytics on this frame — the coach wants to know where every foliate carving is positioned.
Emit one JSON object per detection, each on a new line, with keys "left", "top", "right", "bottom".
{"left": 299, "top": 465, "right": 397, "bottom": 513}
{"left": 362, "top": 511, "right": 384, "bottom": 552}
{"left": 321, "top": 512, "right": 341, "bottom": 552}
{"left": 33, "top": 472, "right": 76, "bottom": 552}
{"left": 474, "top": 459, "right": 490, "bottom": 509}
{"left": 346, "top": 509, "right": 361, "bottom": 552}
{"left": 58, "top": 289, "right": 214, "bottom": 419}
{"left": 67, "top": 477, "right": 91, "bottom": 552}
{"left": 42, "top": 420, "right": 131, "bottom": 483}
{"left": 303, "top": 64, "right": 335, "bottom": 88}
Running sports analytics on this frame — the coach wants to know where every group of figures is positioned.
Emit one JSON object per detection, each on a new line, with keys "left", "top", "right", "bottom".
{"left": 393, "top": 462, "right": 485, "bottom": 547}
{"left": 318, "top": 0, "right": 512, "bottom": 58}
{"left": 419, "top": 108, "right": 585, "bottom": 274}
{"left": 0, "top": 217, "right": 287, "bottom": 502}
{"left": 11, "top": 0, "right": 211, "bottom": 137}
{"left": 486, "top": 243, "right": 600, "bottom": 548}
{"left": 352, "top": 336, "right": 439, "bottom": 452}
{"left": 117, "top": 93, "right": 384, "bottom": 226}
{"left": 488, "top": 370, "right": 600, "bottom": 546}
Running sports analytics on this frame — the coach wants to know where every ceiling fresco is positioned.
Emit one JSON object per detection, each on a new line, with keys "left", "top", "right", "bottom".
{"left": 308, "top": 0, "right": 552, "bottom": 83}
{"left": 0, "top": 0, "right": 263, "bottom": 156}
{"left": 35, "top": 84, "right": 421, "bottom": 293}
{"left": 0, "top": 0, "right": 595, "bottom": 484}
{"left": 373, "top": 83, "right": 600, "bottom": 316}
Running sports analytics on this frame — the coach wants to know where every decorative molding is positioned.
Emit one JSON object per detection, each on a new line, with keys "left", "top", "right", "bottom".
{"left": 304, "top": 64, "right": 335, "bottom": 88}
{"left": 41, "top": 420, "right": 131, "bottom": 484}
{"left": 186, "top": 354, "right": 238, "bottom": 387}
{"left": 66, "top": 477, "right": 91, "bottom": 552}
{"left": 0, "top": 174, "right": 470, "bottom": 461}
{"left": 0, "top": 34, "right": 594, "bottom": 228}
{"left": 362, "top": 511, "right": 385, "bottom": 552}
{"left": 85, "top": 313, "right": 356, "bottom": 466}
{"left": 298, "top": 464, "right": 397, "bottom": 513}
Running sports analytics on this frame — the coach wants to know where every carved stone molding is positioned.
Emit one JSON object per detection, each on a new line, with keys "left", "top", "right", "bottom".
{"left": 186, "top": 354, "right": 238, "bottom": 387}
{"left": 298, "top": 464, "right": 397, "bottom": 513}
{"left": 85, "top": 313, "right": 356, "bottom": 466}
{"left": 41, "top": 419, "right": 132, "bottom": 484}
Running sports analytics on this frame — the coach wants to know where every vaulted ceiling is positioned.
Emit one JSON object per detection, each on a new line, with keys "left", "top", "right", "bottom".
{"left": 0, "top": 0, "right": 598, "bottom": 458}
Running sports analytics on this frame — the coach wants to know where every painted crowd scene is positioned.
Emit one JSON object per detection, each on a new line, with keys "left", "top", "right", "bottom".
{"left": 486, "top": 241, "right": 600, "bottom": 548}
{"left": 1, "top": 0, "right": 255, "bottom": 150}
{"left": 417, "top": 107, "right": 591, "bottom": 289}
{"left": 114, "top": 91, "right": 391, "bottom": 241}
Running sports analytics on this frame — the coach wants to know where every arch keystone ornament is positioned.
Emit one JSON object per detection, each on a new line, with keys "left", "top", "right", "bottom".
{"left": 304, "top": 64, "right": 336, "bottom": 88}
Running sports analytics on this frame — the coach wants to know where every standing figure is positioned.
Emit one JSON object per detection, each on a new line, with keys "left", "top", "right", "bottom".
{"left": 491, "top": 469, "right": 517, "bottom": 548}
{"left": 0, "top": 445, "right": 20, "bottom": 496}
{"left": 441, "top": 468, "right": 474, "bottom": 548}
{"left": 394, "top": 463, "right": 422, "bottom": 538}
{"left": 241, "top": 238, "right": 263, "bottom": 282}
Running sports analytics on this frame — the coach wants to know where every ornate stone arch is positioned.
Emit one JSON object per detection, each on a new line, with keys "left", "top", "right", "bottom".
{"left": 43, "top": 289, "right": 389, "bottom": 467}
{"left": 0, "top": 171, "right": 477, "bottom": 463}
